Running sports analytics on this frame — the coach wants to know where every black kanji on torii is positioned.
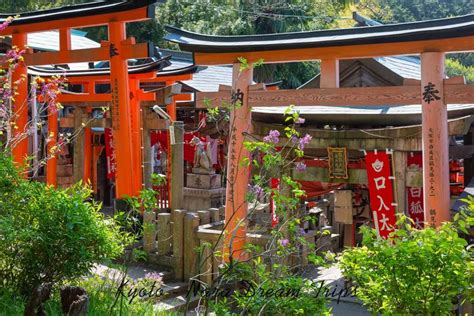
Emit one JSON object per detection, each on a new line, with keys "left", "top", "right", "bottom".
{"left": 422, "top": 82, "right": 441, "bottom": 104}
{"left": 231, "top": 88, "right": 244, "bottom": 105}
{"left": 109, "top": 43, "right": 119, "bottom": 57}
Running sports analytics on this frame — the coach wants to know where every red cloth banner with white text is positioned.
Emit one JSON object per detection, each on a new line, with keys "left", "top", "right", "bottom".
{"left": 407, "top": 152, "right": 424, "bottom": 228}
{"left": 104, "top": 128, "right": 116, "bottom": 180}
{"left": 270, "top": 178, "right": 280, "bottom": 227}
{"left": 365, "top": 151, "right": 397, "bottom": 238}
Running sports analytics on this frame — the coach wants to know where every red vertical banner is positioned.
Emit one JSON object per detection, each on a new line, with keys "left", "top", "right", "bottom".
{"left": 104, "top": 128, "right": 116, "bottom": 180}
{"left": 407, "top": 152, "right": 424, "bottom": 228}
{"left": 365, "top": 151, "right": 397, "bottom": 238}
{"left": 270, "top": 178, "right": 280, "bottom": 227}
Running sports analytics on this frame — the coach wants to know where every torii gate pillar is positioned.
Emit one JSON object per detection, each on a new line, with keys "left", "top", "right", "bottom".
{"left": 224, "top": 63, "right": 253, "bottom": 261}
{"left": 421, "top": 52, "right": 450, "bottom": 226}
{"left": 11, "top": 33, "right": 28, "bottom": 167}
{"left": 109, "top": 21, "right": 136, "bottom": 199}
{"left": 130, "top": 79, "right": 142, "bottom": 195}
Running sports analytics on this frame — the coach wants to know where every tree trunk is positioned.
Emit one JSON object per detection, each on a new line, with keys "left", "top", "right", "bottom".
{"left": 24, "top": 283, "right": 52, "bottom": 316}
{"left": 60, "top": 286, "right": 89, "bottom": 316}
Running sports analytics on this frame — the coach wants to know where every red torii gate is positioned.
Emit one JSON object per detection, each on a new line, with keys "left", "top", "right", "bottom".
{"left": 0, "top": 0, "right": 158, "bottom": 199}
{"left": 29, "top": 60, "right": 194, "bottom": 202}
{"left": 165, "top": 14, "right": 474, "bottom": 260}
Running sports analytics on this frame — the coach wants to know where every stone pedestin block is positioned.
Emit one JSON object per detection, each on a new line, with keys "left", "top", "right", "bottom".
{"left": 192, "top": 167, "right": 215, "bottom": 174}
{"left": 183, "top": 187, "right": 225, "bottom": 211}
{"left": 187, "top": 173, "right": 222, "bottom": 189}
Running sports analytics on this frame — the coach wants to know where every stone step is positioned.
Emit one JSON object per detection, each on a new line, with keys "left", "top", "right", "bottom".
{"left": 154, "top": 293, "right": 199, "bottom": 313}
{"left": 92, "top": 264, "right": 174, "bottom": 284}
{"left": 148, "top": 253, "right": 174, "bottom": 268}
{"left": 124, "top": 265, "right": 174, "bottom": 283}
{"left": 158, "top": 270, "right": 175, "bottom": 283}
{"left": 161, "top": 281, "right": 188, "bottom": 296}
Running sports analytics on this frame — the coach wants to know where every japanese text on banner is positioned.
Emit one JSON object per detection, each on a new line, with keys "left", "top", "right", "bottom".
{"left": 365, "top": 151, "right": 397, "bottom": 238}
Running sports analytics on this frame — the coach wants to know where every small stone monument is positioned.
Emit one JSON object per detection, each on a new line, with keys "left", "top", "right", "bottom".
{"left": 183, "top": 137, "right": 225, "bottom": 211}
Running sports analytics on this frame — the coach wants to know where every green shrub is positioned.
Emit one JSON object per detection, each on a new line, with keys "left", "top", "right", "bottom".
{"left": 339, "top": 215, "right": 473, "bottom": 315}
{"left": 0, "top": 152, "right": 127, "bottom": 296}
{"left": 207, "top": 247, "right": 330, "bottom": 316}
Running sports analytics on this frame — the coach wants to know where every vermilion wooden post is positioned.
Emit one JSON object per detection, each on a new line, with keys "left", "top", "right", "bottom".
{"left": 224, "top": 63, "right": 253, "bottom": 261}
{"left": 129, "top": 78, "right": 142, "bottom": 195}
{"left": 11, "top": 33, "right": 28, "bottom": 167}
{"left": 109, "top": 21, "right": 135, "bottom": 198}
{"left": 320, "top": 59, "right": 339, "bottom": 88}
{"left": 59, "top": 27, "right": 71, "bottom": 61}
{"left": 421, "top": 52, "right": 450, "bottom": 226}
{"left": 46, "top": 108, "right": 58, "bottom": 186}
{"left": 83, "top": 107, "right": 92, "bottom": 184}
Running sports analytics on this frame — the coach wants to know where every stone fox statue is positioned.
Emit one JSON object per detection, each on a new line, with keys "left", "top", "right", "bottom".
{"left": 191, "top": 136, "right": 212, "bottom": 171}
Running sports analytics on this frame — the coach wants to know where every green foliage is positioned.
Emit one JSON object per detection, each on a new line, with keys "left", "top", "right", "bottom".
{"left": 209, "top": 257, "right": 330, "bottom": 315}
{"left": 366, "top": 0, "right": 473, "bottom": 24}
{"left": 0, "top": 272, "right": 174, "bottom": 316}
{"left": 446, "top": 58, "right": 474, "bottom": 83}
{"left": 0, "top": 0, "right": 89, "bottom": 12}
{"left": 132, "top": 248, "right": 148, "bottom": 263}
{"left": 125, "top": 174, "right": 165, "bottom": 215}
{"left": 339, "top": 215, "right": 474, "bottom": 315}
{"left": 153, "top": 0, "right": 344, "bottom": 88}
{"left": 356, "top": 0, "right": 474, "bottom": 68}
{"left": 0, "top": 152, "right": 127, "bottom": 296}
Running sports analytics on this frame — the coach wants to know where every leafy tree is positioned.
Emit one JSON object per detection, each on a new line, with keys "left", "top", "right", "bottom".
{"left": 153, "top": 0, "right": 347, "bottom": 87}
{"left": 0, "top": 0, "right": 89, "bottom": 12}
{"left": 356, "top": 0, "right": 474, "bottom": 68}
{"left": 371, "top": 0, "right": 472, "bottom": 23}
{"left": 446, "top": 58, "right": 474, "bottom": 83}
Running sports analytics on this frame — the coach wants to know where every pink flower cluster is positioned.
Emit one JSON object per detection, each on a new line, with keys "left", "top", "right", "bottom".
{"left": 0, "top": 16, "right": 13, "bottom": 32}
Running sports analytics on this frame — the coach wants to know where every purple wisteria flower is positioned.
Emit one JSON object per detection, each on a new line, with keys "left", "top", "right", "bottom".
{"left": 290, "top": 135, "right": 298, "bottom": 145}
{"left": 144, "top": 272, "right": 163, "bottom": 283}
{"left": 263, "top": 130, "right": 280, "bottom": 144}
{"left": 279, "top": 239, "right": 290, "bottom": 247}
{"left": 248, "top": 184, "right": 264, "bottom": 199}
{"left": 295, "top": 117, "right": 305, "bottom": 124}
{"left": 295, "top": 161, "right": 307, "bottom": 172}
{"left": 297, "top": 227, "right": 307, "bottom": 236}
{"left": 298, "top": 134, "right": 312, "bottom": 150}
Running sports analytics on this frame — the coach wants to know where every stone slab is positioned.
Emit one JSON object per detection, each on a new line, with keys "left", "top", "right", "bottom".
{"left": 183, "top": 187, "right": 225, "bottom": 211}
{"left": 186, "top": 173, "right": 222, "bottom": 189}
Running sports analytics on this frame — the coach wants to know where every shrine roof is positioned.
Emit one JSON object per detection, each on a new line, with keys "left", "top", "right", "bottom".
{"left": 26, "top": 30, "right": 100, "bottom": 51}
{"left": 27, "top": 56, "right": 172, "bottom": 77}
{"left": 252, "top": 104, "right": 474, "bottom": 127}
{"left": 374, "top": 56, "right": 420, "bottom": 80}
{"left": 0, "top": 0, "right": 158, "bottom": 25}
{"left": 159, "top": 49, "right": 233, "bottom": 92}
{"left": 164, "top": 14, "right": 474, "bottom": 53}
{"left": 299, "top": 55, "right": 421, "bottom": 89}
